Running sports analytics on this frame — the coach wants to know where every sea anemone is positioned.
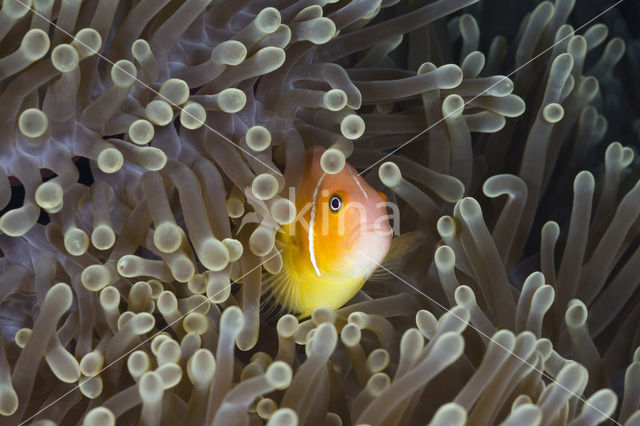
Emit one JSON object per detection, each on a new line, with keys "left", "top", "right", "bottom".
{"left": 0, "top": 0, "right": 638, "bottom": 425}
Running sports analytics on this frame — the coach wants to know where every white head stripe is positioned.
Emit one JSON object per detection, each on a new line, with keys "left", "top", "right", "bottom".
{"left": 308, "top": 173, "right": 325, "bottom": 277}
{"left": 349, "top": 167, "right": 368, "bottom": 200}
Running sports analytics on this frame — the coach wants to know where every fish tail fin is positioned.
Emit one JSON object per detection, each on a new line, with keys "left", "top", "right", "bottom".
{"left": 368, "top": 230, "right": 428, "bottom": 282}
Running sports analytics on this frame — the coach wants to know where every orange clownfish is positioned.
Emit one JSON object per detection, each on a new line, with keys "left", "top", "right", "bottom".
{"left": 264, "top": 147, "right": 422, "bottom": 317}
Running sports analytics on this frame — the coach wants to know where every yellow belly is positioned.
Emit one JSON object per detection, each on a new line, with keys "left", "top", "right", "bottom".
{"left": 268, "top": 242, "right": 367, "bottom": 316}
{"left": 295, "top": 269, "right": 365, "bottom": 315}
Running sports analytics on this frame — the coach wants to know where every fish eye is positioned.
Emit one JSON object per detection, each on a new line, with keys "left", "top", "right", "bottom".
{"left": 329, "top": 194, "right": 342, "bottom": 212}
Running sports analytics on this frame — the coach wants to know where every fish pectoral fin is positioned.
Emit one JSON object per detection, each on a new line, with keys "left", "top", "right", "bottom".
{"left": 368, "top": 230, "right": 428, "bottom": 281}
{"left": 261, "top": 263, "right": 301, "bottom": 316}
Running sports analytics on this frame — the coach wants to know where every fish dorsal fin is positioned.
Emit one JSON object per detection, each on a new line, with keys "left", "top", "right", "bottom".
{"left": 368, "top": 231, "right": 428, "bottom": 281}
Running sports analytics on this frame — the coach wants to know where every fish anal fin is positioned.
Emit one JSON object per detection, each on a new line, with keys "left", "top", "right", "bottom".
{"left": 368, "top": 231, "right": 428, "bottom": 282}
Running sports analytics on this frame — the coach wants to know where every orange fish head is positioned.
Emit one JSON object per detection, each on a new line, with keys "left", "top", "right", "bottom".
{"left": 296, "top": 147, "right": 392, "bottom": 278}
